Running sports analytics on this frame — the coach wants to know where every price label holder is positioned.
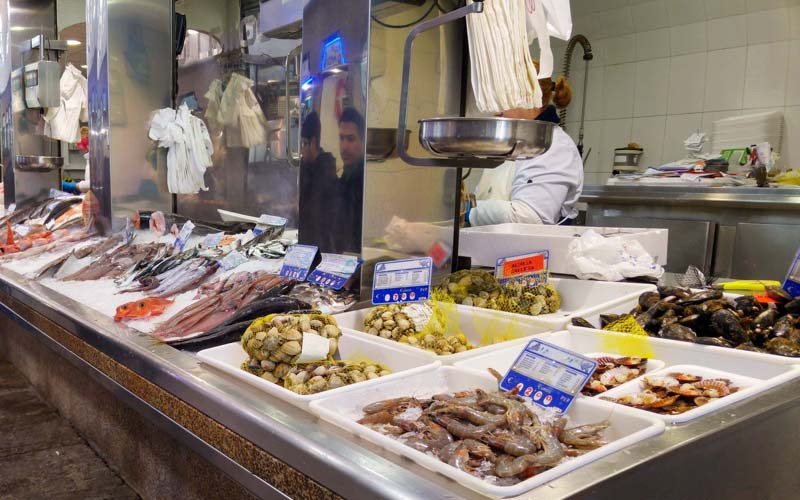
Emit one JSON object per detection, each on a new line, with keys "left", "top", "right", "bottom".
{"left": 220, "top": 250, "right": 248, "bottom": 270}
{"left": 783, "top": 246, "right": 800, "bottom": 297}
{"left": 202, "top": 232, "right": 224, "bottom": 249}
{"left": 500, "top": 338, "right": 597, "bottom": 413}
{"left": 279, "top": 244, "right": 318, "bottom": 281}
{"left": 307, "top": 253, "right": 361, "bottom": 290}
{"left": 372, "top": 257, "right": 432, "bottom": 305}
{"left": 495, "top": 250, "right": 549, "bottom": 286}
{"left": 174, "top": 220, "right": 195, "bottom": 251}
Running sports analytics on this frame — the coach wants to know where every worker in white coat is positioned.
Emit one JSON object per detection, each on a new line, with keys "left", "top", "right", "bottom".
{"left": 467, "top": 70, "right": 583, "bottom": 226}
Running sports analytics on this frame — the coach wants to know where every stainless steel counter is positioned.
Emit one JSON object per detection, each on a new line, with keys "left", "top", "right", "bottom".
{"left": 581, "top": 185, "right": 800, "bottom": 280}
{"left": 581, "top": 185, "right": 800, "bottom": 210}
{"left": 1, "top": 265, "right": 800, "bottom": 499}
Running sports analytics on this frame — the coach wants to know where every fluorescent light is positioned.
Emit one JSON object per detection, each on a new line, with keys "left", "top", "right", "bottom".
{"left": 328, "top": 68, "right": 342, "bottom": 74}
{"left": 66, "top": 39, "right": 81, "bottom": 46}
{"left": 187, "top": 29, "right": 199, "bottom": 36}
{"left": 10, "top": 26, "right": 26, "bottom": 32}
{"left": 80, "top": 64, "right": 87, "bottom": 69}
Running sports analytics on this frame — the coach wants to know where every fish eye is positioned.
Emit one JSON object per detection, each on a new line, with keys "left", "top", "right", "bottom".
{"left": 139, "top": 302, "right": 145, "bottom": 308}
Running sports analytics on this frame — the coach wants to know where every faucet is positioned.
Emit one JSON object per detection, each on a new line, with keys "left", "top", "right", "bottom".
{"left": 559, "top": 35, "right": 593, "bottom": 159}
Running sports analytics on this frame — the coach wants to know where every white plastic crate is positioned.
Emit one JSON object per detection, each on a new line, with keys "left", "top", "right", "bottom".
{"left": 459, "top": 223, "right": 668, "bottom": 272}
{"left": 309, "top": 366, "right": 665, "bottom": 498}
{"left": 599, "top": 364, "right": 763, "bottom": 424}
{"left": 335, "top": 301, "right": 554, "bottom": 364}
{"left": 455, "top": 329, "right": 800, "bottom": 381}
{"left": 196, "top": 332, "right": 439, "bottom": 408}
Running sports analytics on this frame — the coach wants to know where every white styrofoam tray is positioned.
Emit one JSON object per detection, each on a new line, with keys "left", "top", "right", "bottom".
{"left": 599, "top": 364, "right": 763, "bottom": 424}
{"left": 456, "top": 329, "right": 800, "bottom": 383}
{"left": 309, "top": 367, "right": 665, "bottom": 498}
{"left": 459, "top": 223, "right": 668, "bottom": 272}
{"left": 458, "top": 277, "right": 658, "bottom": 331}
{"left": 335, "top": 301, "right": 554, "bottom": 364}
{"left": 196, "top": 332, "right": 439, "bottom": 408}
{"left": 569, "top": 292, "right": 800, "bottom": 366}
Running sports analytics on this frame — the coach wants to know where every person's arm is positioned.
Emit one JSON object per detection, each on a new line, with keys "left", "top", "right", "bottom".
{"left": 468, "top": 198, "right": 543, "bottom": 226}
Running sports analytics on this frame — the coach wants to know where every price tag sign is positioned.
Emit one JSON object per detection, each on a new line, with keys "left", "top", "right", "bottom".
{"left": 174, "top": 220, "right": 195, "bottom": 251}
{"left": 495, "top": 250, "right": 549, "bottom": 286}
{"left": 372, "top": 257, "right": 432, "bottom": 305}
{"left": 500, "top": 338, "right": 597, "bottom": 413}
{"left": 308, "top": 253, "right": 361, "bottom": 290}
{"left": 220, "top": 250, "right": 248, "bottom": 270}
{"left": 279, "top": 244, "right": 318, "bottom": 281}
{"left": 202, "top": 232, "right": 224, "bottom": 249}
{"left": 783, "top": 247, "right": 800, "bottom": 298}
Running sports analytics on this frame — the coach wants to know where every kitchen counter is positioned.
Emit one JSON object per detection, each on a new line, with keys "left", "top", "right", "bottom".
{"left": 580, "top": 185, "right": 800, "bottom": 280}
{"left": 2, "top": 265, "right": 800, "bottom": 499}
{"left": 580, "top": 185, "right": 800, "bottom": 210}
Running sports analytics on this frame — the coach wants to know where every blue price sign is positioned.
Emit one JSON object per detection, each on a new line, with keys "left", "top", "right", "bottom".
{"left": 308, "top": 253, "right": 361, "bottom": 290}
{"left": 500, "top": 339, "right": 597, "bottom": 414}
{"left": 279, "top": 244, "right": 318, "bottom": 281}
{"left": 372, "top": 257, "right": 432, "bottom": 305}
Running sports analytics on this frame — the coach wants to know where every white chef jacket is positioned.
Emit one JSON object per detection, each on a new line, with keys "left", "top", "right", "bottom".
{"left": 44, "top": 63, "right": 88, "bottom": 143}
{"left": 469, "top": 126, "right": 583, "bottom": 226}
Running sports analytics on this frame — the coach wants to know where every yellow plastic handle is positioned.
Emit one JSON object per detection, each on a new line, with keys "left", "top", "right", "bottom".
{"left": 719, "top": 280, "right": 781, "bottom": 291}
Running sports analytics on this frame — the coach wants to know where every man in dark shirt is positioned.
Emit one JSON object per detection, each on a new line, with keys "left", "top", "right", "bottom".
{"left": 334, "top": 107, "right": 365, "bottom": 254}
{"left": 298, "top": 111, "right": 338, "bottom": 250}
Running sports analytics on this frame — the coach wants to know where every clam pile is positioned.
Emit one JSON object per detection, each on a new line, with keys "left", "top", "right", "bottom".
{"left": 242, "top": 359, "right": 391, "bottom": 395}
{"left": 436, "top": 269, "right": 560, "bottom": 317}
{"left": 573, "top": 285, "right": 800, "bottom": 357}
{"left": 363, "top": 302, "right": 473, "bottom": 355}
{"left": 240, "top": 312, "right": 392, "bottom": 394}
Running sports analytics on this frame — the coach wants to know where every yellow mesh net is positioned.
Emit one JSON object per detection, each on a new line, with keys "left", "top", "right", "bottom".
{"left": 602, "top": 314, "right": 649, "bottom": 336}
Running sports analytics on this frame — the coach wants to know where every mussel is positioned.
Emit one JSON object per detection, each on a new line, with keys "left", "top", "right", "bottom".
{"left": 659, "top": 323, "right": 697, "bottom": 343}
{"left": 709, "top": 309, "right": 747, "bottom": 345}
{"left": 695, "top": 336, "right": 733, "bottom": 348}
{"left": 600, "top": 314, "right": 621, "bottom": 328}
{"left": 765, "top": 337, "right": 800, "bottom": 357}
{"left": 638, "top": 291, "right": 661, "bottom": 310}
{"left": 766, "top": 285, "right": 793, "bottom": 304}
{"left": 657, "top": 285, "right": 691, "bottom": 299}
{"left": 733, "top": 295, "right": 763, "bottom": 317}
{"left": 785, "top": 299, "right": 800, "bottom": 315}
{"left": 752, "top": 309, "right": 779, "bottom": 337}
{"left": 677, "top": 289, "right": 723, "bottom": 306}
{"left": 772, "top": 315, "right": 796, "bottom": 339}
{"left": 571, "top": 317, "right": 596, "bottom": 329}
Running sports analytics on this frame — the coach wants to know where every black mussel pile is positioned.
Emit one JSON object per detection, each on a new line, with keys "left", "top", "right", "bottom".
{"left": 573, "top": 285, "right": 800, "bottom": 357}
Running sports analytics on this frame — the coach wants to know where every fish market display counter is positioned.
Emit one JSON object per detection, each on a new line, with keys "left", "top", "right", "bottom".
{"left": 2, "top": 265, "right": 800, "bottom": 499}
{"left": 581, "top": 185, "right": 800, "bottom": 280}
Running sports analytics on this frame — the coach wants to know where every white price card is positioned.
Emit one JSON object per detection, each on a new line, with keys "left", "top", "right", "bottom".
{"left": 500, "top": 338, "right": 597, "bottom": 413}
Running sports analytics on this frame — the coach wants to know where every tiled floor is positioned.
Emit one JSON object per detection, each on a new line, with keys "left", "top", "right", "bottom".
{"left": 0, "top": 361, "right": 139, "bottom": 500}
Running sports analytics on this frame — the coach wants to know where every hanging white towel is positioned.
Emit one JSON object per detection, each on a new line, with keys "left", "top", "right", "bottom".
{"left": 44, "top": 63, "right": 88, "bottom": 143}
{"left": 219, "top": 73, "right": 269, "bottom": 148}
{"left": 466, "top": 0, "right": 542, "bottom": 113}
{"left": 148, "top": 103, "right": 213, "bottom": 194}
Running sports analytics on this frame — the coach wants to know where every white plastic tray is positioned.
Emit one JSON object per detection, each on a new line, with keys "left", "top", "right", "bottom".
{"left": 196, "top": 332, "right": 439, "bottom": 408}
{"left": 569, "top": 292, "right": 800, "bottom": 365}
{"left": 599, "top": 364, "right": 763, "bottom": 423}
{"left": 456, "top": 329, "right": 800, "bottom": 381}
{"left": 456, "top": 277, "right": 657, "bottom": 331}
{"left": 309, "top": 367, "right": 665, "bottom": 498}
{"left": 335, "top": 302, "right": 554, "bottom": 364}
{"left": 459, "top": 224, "right": 668, "bottom": 272}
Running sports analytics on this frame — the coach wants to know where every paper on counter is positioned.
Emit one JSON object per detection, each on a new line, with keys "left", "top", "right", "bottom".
{"left": 296, "top": 332, "right": 330, "bottom": 363}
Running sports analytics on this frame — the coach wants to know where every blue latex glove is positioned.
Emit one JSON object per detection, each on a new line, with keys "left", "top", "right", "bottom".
{"left": 61, "top": 180, "right": 79, "bottom": 194}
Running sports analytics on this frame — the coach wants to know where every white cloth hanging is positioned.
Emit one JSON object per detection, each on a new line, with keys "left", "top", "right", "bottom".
{"left": 466, "top": 0, "right": 542, "bottom": 113}
{"left": 43, "top": 63, "right": 88, "bottom": 143}
{"left": 526, "top": 0, "right": 553, "bottom": 79}
{"left": 204, "top": 79, "right": 224, "bottom": 131}
{"left": 148, "top": 103, "right": 213, "bottom": 194}
{"left": 219, "top": 73, "right": 268, "bottom": 148}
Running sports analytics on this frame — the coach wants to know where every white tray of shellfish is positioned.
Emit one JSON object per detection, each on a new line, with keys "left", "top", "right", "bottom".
{"left": 308, "top": 366, "right": 665, "bottom": 498}
{"left": 569, "top": 286, "right": 800, "bottom": 363}
{"left": 196, "top": 331, "right": 440, "bottom": 408}
{"left": 453, "top": 329, "right": 800, "bottom": 423}
{"left": 335, "top": 302, "right": 553, "bottom": 364}
{"left": 459, "top": 277, "right": 658, "bottom": 331}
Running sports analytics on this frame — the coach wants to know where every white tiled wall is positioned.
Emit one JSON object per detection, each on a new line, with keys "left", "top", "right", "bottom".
{"left": 558, "top": 0, "right": 800, "bottom": 184}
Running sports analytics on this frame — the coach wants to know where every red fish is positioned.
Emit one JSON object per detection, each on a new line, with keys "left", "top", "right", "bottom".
{"left": 114, "top": 297, "right": 174, "bottom": 322}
